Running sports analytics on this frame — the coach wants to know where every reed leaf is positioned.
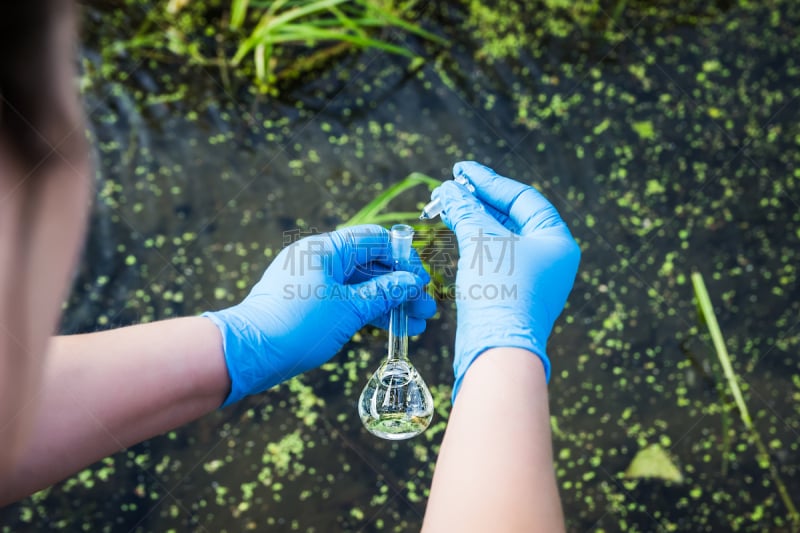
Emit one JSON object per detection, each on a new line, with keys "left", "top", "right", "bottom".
{"left": 691, "top": 272, "right": 798, "bottom": 523}
{"left": 264, "top": 0, "right": 349, "bottom": 32}
{"left": 328, "top": 5, "right": 368, "bottom": 39}
{"left": 357, "top": 2, "right": 447, "bottom": 45}
{"left": 230, "top": 0, "right": 250, "bottom": 29}
{"left": 341, "top": 172, "right": 440, "bottom": 228}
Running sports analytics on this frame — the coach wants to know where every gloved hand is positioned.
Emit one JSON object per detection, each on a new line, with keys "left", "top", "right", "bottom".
{"left": 432, "top": 161, "right": 581, "bottom": 401}
{"left": 203, "top": 224, "right": 436, "bottom": 407}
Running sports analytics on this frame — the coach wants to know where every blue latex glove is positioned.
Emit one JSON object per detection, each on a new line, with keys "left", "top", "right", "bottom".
{"left": 432, "top": 161, "right": 581, "bottom": 401}
{"left": 203, "top": 224, "right": 436, "bottom": 407}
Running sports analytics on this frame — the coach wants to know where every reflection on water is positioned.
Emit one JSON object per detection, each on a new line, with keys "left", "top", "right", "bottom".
{"left": 3, "top": 1, "right": 800, "bottom": 531}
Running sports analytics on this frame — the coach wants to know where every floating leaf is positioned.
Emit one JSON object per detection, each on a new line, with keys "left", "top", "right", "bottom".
{"left": 632, "top": 120, "right": 655, "bottom": 139}
{"left": 624, "top": 443, "right": 683, "bottom": 483}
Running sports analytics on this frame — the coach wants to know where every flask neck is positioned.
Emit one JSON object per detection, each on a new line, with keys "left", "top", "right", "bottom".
{"left": 387, "top": 259, "right": 410, "bottom": 362}
{"left": 387, "top": 304, "right": 409, "bottom": 362}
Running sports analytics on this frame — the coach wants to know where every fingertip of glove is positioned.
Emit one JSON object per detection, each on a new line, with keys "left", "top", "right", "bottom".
{"left": 417, "top": 267, "right": 431, "bottom": 285}
{"left": 435, "top": 180, "right": 477, "bottom": 204}
{"left": 453, "top": 160, "right": 497, "bottom": 182}
{"left": 436, "top": 181, "right": 487, "bottom": 232}
{"left": 417, "top": 293, "right": 437, "bottom": 318}
{"left": 453, "top": 160, "right": 484, "bottom": 178}
{"left": 406, "top": 317, "right": 427, "bottom": 336}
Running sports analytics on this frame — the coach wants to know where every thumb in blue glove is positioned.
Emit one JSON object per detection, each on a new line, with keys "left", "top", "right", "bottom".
{"left": 432, "top": 161, "right": 581, "bottom": 401}
{"left": 203, "top": 224, "right": 437, "bottom": 407}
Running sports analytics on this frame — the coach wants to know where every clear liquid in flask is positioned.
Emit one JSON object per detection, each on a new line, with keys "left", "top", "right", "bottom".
{"left": 358, "top": 358, "right": 434, "bottom": 440}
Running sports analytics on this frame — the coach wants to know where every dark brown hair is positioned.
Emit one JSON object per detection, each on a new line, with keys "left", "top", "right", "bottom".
{"left": 0, "top": 1, "right": 85, "bottom": 172}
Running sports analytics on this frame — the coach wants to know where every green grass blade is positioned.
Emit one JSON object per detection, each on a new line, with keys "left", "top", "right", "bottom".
{"left": 254, "top": 43, "right": 267, "bottom": 81}
{"left": 266, "top": 0, "right": 291, "bottom": 18}
{"left": 404, "top": 172, "right": 440, "bottom": 188}
{"left": 691, "top": 272, "right": 799, "bottom": 522}
{"left": 354, "top": 212, "right": 423, "bottom": 225}
{"left": 340, "top": 172, "right": 440, "bottom": 228}
{"left": 328, "top": 5, "right": 368, "bottom": 39}
{"left": 264, "top": 26, "right": 415, "bottom": 57}
{"left": 354, "top": 0, "right": 447, "bottom": 45}
{"left": 691, "top": 272, "right": 752, "bottom": 429}
{"left": 230, "top": 0, "right": 250, "bottom": 29}
{"left": 264, "top": 0, "right": 350, "bottom": 31}
{"left": 233, "top": 0, "right": 350, "bottom": 64}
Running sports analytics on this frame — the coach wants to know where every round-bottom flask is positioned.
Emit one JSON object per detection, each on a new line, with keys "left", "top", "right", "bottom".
{"left": 358, "top": 224, "right": 434, "bottom": 440}
{"left": 358, "top": 358, "right": 434, "bottom": 440}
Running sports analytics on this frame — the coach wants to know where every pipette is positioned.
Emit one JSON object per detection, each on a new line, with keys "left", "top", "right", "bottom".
{"left": 418, "top": 175, "right": 475, "bottom": 220}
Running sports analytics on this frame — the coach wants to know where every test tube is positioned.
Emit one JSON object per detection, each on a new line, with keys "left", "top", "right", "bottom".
{"left": 418, "top": 175, "right": 476, "bottom": 220}
{"left": 390, "top": 224, "right": 414, "bottom": 264}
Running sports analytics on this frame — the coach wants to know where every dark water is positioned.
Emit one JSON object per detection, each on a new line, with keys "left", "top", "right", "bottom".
{"left": 3, "top": 1, "right": 800, "bottom": 531}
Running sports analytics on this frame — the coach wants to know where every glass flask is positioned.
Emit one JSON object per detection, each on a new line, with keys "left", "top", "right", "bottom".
{"left": 358, "top": 224, "right": 434, "bottom": 440}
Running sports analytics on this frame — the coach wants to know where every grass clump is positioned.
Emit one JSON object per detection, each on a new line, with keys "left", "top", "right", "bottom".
{"left": 88, "top": 0, "right": 446, "bottom": 94}
{"left": 228, "top": 0, "right": 445, "bottom": 93}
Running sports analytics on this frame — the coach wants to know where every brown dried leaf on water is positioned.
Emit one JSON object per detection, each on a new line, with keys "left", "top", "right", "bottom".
{"left": 624, "top": 443, "right": 683, "bottom": 483}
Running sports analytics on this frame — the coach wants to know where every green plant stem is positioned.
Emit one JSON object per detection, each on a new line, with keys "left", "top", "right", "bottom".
{"left": 691, "top": 274, "right": 750, "bottom": 426}
{"left": 356, "top": 212, "right": 423, "bottom": 225}
{"left": 230, "top": 0, "right": 250, "bottom": 29}
{"left": 340, "top": 172, "right": 440, "bottom": 228}
{"left": 691, "top": 272, "right": 799, "bottom": 524}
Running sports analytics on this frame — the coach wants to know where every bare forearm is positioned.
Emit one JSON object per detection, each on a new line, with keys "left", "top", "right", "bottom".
{"left": 0, "top": 317, "right": 229, "bottom": 505}
{"left": 423, "top": 348, "right": 565, "bottom": 533}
